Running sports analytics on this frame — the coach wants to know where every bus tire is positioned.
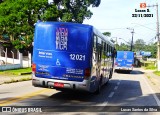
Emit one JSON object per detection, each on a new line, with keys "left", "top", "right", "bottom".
{"left": 95, "top": 83, "right": 101, "bottom": 94}
{"left": 128, "top": 70, "right": 131, "bottom": 74}
{"left": 109, "top": 69, "right": 113, "bottom": 79}
{"left": 114, "top": 69, "right": 117, "bottom": 73}
{"left": 95, "top": 76, "right": 102, "bottom": 94}
{"left": 104, "top": 79, "right": 109, "bottom": 85}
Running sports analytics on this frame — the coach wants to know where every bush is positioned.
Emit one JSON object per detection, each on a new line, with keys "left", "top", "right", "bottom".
{"left": 142, "top": 62, "right": 156, "bottom": 70}
{"left": 145, "top": 64, "right": 156, "bottom": 70}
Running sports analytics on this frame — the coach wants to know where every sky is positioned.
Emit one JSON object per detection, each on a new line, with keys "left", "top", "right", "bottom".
{"left": 83, "top": 0, "right": 160, "bottom": 45}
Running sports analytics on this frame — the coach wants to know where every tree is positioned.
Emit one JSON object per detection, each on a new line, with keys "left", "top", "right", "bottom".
{"left": 144, "top": 42, "right": 157, "bottom": 58}
{"left": 133, "top": 39, "right": 146, "bottom": 52}
{"left": 118, "top": 38, "right": 157, "bottom": 58}
{"left": 0, "top": 0, "right": 48, "bottom": 52}
{"left": 45, "top": 0, "right": 101, "bottom": 23}
{"left": 0, "top": 0, "right": 101, "bottom": 52}
{"left": 118, "top": 43, "right": 130, "bottom": 51}
{"left": 103, "top": 32, "right": 111, "bottom": 37}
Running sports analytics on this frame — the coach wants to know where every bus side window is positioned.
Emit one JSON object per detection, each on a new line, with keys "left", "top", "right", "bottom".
{"left": 93, "top": 35, "right": 97, "bottom": 50}
{"left": 107, "top": 44, "right": 110, "bottom": 56}
{"left": 109, "top": 45, "right": 112, "bottom": 57}
{"left": 104, "top": 42, "right": 106, "bottom": 52}
{"left": 95, "top": 36, "right": 101, "bottom": 62}
{"left": 109, "top": 45, "right": 111, "bottom": 56}
{"left": 93, "top": 35, "right": 97, "bottom": 61}
{"left": 103, "top": 42, "right": 106, "bottom": 57}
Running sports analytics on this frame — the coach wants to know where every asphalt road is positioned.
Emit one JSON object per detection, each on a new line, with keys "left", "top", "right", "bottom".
{"left": 0, "top": 68, "right": 160, "bottom": 115}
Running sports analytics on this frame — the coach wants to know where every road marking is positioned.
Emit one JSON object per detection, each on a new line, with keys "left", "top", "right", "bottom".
{"left": 96, "top": 101, "right": 108, "bottom": 106}
{"left": 0, "top": 89, "right": 53, "bottom": 106}
{"left": 108, "top": 92, "right": 114, "bottom": 98}
{"left": 96, "top": 101, "right": 108, "bottom": 111}
{"left": 114, "top": 86, "right": 118, "bottom": 90}
{"left": 143, "top": 76, "right": 160, "bottom": 106}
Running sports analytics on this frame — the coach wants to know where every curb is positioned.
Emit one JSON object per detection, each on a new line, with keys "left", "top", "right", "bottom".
{"left": 18, "top": 72, "right": 32, "bottom": 75}
{"left": 0, "top": 75, "right": 32, "bottom": 85}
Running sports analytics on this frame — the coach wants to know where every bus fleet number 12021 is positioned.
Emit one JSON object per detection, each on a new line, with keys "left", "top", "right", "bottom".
{"left": 70, "top": 54, "right": 86, "bottom": 61}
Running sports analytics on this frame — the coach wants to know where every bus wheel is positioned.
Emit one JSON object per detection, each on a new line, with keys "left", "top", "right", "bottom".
{"left": 127, "top": 70, "right": 131, "bottom": 74}
{"left": 109, "top": 70, "right": 113, "bottom": 79}
{"left": 95, "top": 83, "right": 101, "bottom": 94}
{"left": 104, "top": 78, "right": 109, "bottom": 85}
{"left": 95, "top": 77, "right": 102, "bottom": 94}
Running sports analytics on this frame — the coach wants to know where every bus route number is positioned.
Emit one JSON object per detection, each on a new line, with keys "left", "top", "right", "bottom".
{"left": 70, "top": 54, "right": 85, "bottom": 61}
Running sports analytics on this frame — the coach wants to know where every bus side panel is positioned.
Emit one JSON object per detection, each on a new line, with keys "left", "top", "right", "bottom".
{"left": 90, "top": 37, "right": 114, "bottom": 92}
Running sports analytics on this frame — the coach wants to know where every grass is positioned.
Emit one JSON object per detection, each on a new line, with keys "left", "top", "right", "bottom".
{"left": 142, "top": 62, "right": 160, "bottom": 77}
{"left": 147, "top": 76, "right": 151, "bottom": 79}
{"left": 153, "top": 71, "right": 160, "bottom": 76}
{"left": 0, "top": 68, "right": 31, "bottom": 76}
{"left": 142, "top": 62, "right": 156, "bottom": 70}
{"left": 143, "top": 63, "right": 160, "bottom": 76}
{"left": 0, "top": 68, "right": 32, "bottom": 84}
{"left": 142, "top": 62, "right": 160, "bottom": 76}
{"left": 145, "top": 65, "right": 157, "bottom": 70}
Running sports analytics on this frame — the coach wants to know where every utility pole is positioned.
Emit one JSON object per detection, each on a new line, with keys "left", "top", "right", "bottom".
{"left": 131, "top": 29, "right": 134, "bottom": 51}
{"left": 156, "top": 3, "right": 160, "bottom": 71}
{"left": 147, "top": 3, "right": 160, "bottom": 71}
{"left": 127, "top": 28, "right": 134, "bottom": 51}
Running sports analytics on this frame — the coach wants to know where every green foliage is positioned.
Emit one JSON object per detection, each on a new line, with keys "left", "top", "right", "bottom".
{"left": 118, "top": 43, "right": 130, "bottom": 51}
{"left": 134, "top": 39, "right": 146, "bottom": 51}
{"left": 1, "top": 42, "right": 11, "bottom": 47}
{"left": 103, "top": 32, "right": 111, "bottom": 37}
{"left": 134, "top": 40, "right": 157, "bottom": 58}
{"left": 118, "top": 39, "right": 157, "bottom": 58}
{"left": 144, "top": 63, "right": 156, "bottom": 70}
{"left": 0, "top": 0, "right": 100, "bottom": 50}
{"left": 153, "top": 71, "right": 160, "bottom": 76}
{"left": 144, "top": 42, "right": 157, "bottom": 58}
{"left": 0, "top": 67, "right": 31, "bottom": 76}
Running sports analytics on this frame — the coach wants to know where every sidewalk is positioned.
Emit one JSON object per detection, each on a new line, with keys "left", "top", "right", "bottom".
{"left": 140, "top": 68, "right": 160, "bottom": 83}
{"left": 139, "top": 68, "right": 160, "bottom": 92}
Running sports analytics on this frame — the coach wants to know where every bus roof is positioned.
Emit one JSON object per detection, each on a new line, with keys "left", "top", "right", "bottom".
{"left": 93, "top": 27, "right": 114, "bottom": 47}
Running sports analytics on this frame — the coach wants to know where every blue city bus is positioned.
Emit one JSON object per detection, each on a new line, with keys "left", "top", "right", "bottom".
{"left": 32, "top": 22, "right": 115, "bottom": 93}
{"left": 115, "top": 51, "right": 134, "bottom": 73}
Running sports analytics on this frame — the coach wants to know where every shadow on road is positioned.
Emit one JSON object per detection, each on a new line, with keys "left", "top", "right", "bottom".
{"left": 14, "top": 79, "right": 160, "bottom": 112}
{"left": 36, "top": 79, "right": 143, "bottom": 105}
{"left": 114, "top": 70, "right": 144, "bottom": 75}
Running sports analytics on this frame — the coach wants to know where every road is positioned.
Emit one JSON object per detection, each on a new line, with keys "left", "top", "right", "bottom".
{"left": 0, "top": 68, "right": 160, "bottom": 114}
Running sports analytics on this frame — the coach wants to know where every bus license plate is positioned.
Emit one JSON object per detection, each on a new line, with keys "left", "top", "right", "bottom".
{"left": 54, "top": 82, "right": 64, "bottom": 88}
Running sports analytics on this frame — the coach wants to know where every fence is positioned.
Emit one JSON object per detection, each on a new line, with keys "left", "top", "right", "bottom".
{"left": 0, "top": 48, "right": 31, "bottom": 70}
